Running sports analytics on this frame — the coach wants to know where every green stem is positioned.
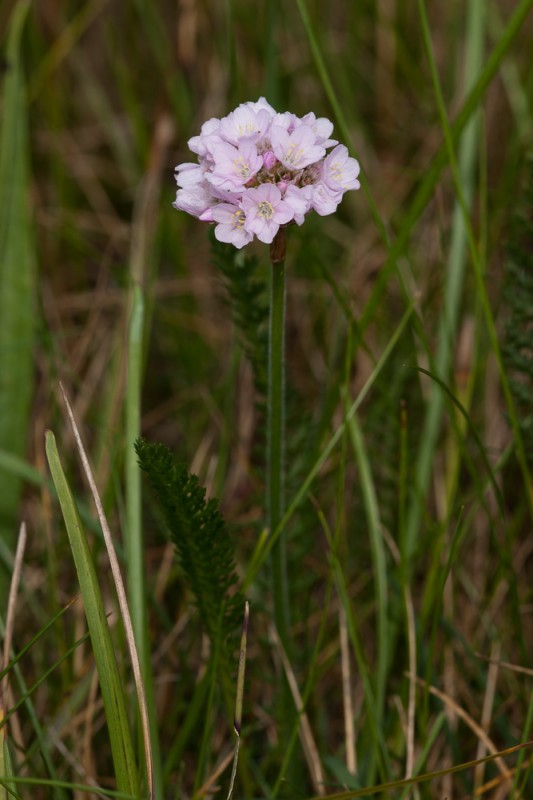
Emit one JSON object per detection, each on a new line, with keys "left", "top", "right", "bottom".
{"left": 268, "top": 229, "right": 289, "bottom": 646}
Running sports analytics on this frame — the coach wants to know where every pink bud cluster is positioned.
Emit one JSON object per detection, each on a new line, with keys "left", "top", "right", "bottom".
{"left": 173, "top": 97, "right": 361, "bottom": 249}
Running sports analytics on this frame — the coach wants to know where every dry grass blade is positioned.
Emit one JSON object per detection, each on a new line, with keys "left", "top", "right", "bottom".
{"left": 226, "top": 600, "right": 249, "bottom": 800}
{"left": 196, "top": 749, "right": 234, "bottom": 799}
{"left": 1, "top": 521, "right": 26, "bottom": 707}
{"left": 475, "top": 652, "right": 533, "bottom": 677}
{"left": 403, "top": 587, "right": 417, "bottom": 782}
{"left": 407, "top": 673, "right": 513, "bottom": 785}
{"left": 0, "top": 520, "right": 27, "bottom": 798}
{"left": 339, "top": 604, "right": 356, "bottom": 775}
{"left": 270, "top": 624, "right": 325, "bottom": 795}
{"left": 59, "top": 383, "right": 154, "bottom": 800}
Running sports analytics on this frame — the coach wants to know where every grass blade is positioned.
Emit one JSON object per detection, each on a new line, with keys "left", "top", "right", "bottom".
{"left": 45, "top": 431, "right": 140, "bottom": 799}
{"left": 0, "top": 0, "right": 36, "bottom": 587}
{"left": 346, "top": 415, "right": 388, "bottom": 734}
{"left": 403, "top": 0, "right": 485, "bottom": 567}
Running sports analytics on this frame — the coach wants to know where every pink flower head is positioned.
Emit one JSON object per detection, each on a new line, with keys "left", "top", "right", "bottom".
{"left": 173, "top": 97, "right": 361, "bottom": 248}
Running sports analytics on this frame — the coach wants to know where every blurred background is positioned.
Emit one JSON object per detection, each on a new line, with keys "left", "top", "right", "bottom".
{"left": 0, "top": 0, "right": 532, "bottom": 798}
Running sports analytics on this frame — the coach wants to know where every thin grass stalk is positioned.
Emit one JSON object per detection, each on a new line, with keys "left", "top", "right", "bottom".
{"left": 45, "top": 432, "right": 140, "bottom": 798}
{"left": 336, "top": 341, "right": 356, "bottom": 778}
{"left": 329, "top": 549, "right": 391, "bottom": 782}
{"left": 267, "top": 229, "right": 298, "bottom": 777}
{"left": 272, "top": 555, "right": 334, "bottom": 797}
{"left": 269, "top": 625, "right": 325, "bottom": 794}
{"left": 0, "top": 0, "right": 36, "bottom": 590}
{"left": 293, "top": 0, "right": 387, "bottom": 244}
{"left": 342, "top": 0, "right": 532, "bottom": 340}
{"left": 57, "top": 389, "right": 155, "bottom": 798}
{"left": 1, "top": 628, "right": 91, "bottom": 727}
{"left": 268, "top": 231, "right": 290, "bottom": 646}
{"left": 225, "top": 600, "right": 249, "bottom": 800}
{"left": 243, "top": 300, "right": 415, "bottom": 591}
{"left": 0, "top": 774, "right": 140, "bottom": 798}
{"left": 399, "top": 713, "right": 446, "bottom": 800}
{"left": 0, "top": 615, "right": 71, "bottom": 800}
{"left": 513, "top": 689, "right": 533, "bottom": 796}
{"left": 0, "top": 521, "right": 26, "bottom": 800}
{"left": 346, "top": 415, "right": 388, "bottom": 734}
{"left": 416, "top": 0, "right": 533, "bottom": 579}
{"left": 125, "top": 286, "right": 163, "bottom": 796}
{"left": 192, "top": 609, "right": 225, "bottom": 795}
{"left": 125, "top": 111, "right": 171, "bottom": 797}
{"left": 308, "top": 742, "right": 533, "bottom": 800}
{"left": 125, "top": 285, "right": 145, "bottom": 666}
{"left": 403, "top": 0, "right": 485, "bottom": 569}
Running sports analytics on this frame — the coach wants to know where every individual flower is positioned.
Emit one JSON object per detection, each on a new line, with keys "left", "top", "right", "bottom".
{"left": 211, "top": 203, "right": 253, "bottom": 249}
{"left": 206, "top": 140, "right": 263, "bottom": 191}
{"left": 299, "top": 112, "right": 337, "bottom": 147}
{"left": 173, "top": 97, "right": 361, "bottom": 248}
{"left": 241, "top": 184, "right": 295, "bottom": 244}
{"left": 282, "top": 184, "right": 312, "bottom": 225}
{"left": 322, "top": 144, "right": 361, "bottom": 193}
{"left": 173, "top": 181, "right": 214, "bottom": 218}
{"left": 308, "top": 181, "right": 343, "bottom": 216}
{"left": 269, "top": 124, "right": 326, "bottom": 170}
{"left": 218, "top": 104, "right": 273, "bottom": 146}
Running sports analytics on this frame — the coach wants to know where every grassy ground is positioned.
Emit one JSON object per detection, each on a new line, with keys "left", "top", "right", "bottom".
{"left": 1, "top": 0, "right": 532, "bottom": 798}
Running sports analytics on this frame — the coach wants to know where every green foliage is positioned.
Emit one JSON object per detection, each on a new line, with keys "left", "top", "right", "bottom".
{"left": 135, "top": 437, "right": 243, "bottom": 648}
{"left": 0, "top": 0, "right": 36, "bottom": 571}
{"left": 210, "top": 232, "right": 269, "bottom": 400}
{"left": 4, "top": 0, "right": 533, "bottom": 796}
{"left": 210, "top": 233, "right": 320, "bottom": 621}
{"left": 45, "top": 432, "right": 140, "bottom": 798}
{"left": 503, "top": 161, "right": 533, "bottom": 464}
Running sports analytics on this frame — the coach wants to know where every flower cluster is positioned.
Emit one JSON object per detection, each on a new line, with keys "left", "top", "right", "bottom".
{"left": 173, "top": 97, "right": 361, "bottom": 249}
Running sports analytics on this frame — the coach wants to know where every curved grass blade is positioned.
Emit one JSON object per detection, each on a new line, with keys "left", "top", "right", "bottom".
{"left": 226, "top": 601, "right": 249, "bottom": 800}
{"left": 45, "top": 431, "right": 140, "bottom": 799}
{"left": 0, "top": 775, "right": 138, "bottom": 799}
{"left": 308, "top": 741, "right": 533, "bottom": 800}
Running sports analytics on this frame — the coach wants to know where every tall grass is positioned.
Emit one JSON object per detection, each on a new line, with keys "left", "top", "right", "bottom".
{"left": 0, "top": 1, "right": 532, "bottom": 798}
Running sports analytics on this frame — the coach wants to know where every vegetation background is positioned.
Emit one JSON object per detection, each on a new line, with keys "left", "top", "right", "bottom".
{"left": 0, "top": 0, "right": 532, "bottom": 798}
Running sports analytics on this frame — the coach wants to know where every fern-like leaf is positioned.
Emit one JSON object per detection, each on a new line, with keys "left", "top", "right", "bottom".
{"left": 135, "top": 438, "right": 243, "bottom": 647}
{"left": 210, "top": 232, "right": 269, "bottom": 400}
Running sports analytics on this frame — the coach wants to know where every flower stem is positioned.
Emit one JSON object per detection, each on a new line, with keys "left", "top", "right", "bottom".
{"left": 268, "top": 229, "right": 290, "bottom": 647}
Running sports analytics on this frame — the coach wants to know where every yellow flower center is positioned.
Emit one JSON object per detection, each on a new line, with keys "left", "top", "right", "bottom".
{"left": 257, "top": 201, "right": 274, "bottom": 220}
{"left": 234, "top": 157, "right": 251, "bottom": 179}
{"left": 232, "top": 209, "right": 245, "bottom": 228}
{"left": 284, "top": 144, "right": 303, "bottom": 166}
